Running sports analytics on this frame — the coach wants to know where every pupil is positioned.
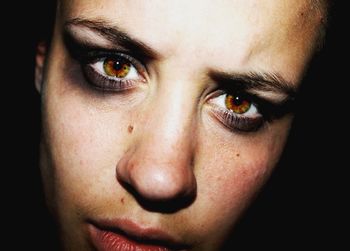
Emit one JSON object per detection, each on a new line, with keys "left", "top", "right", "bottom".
{"left": 113, "top": 60, "right": 124, "bottom": 70}
{"left": 233, "top": 96, "right": 243, "bottom": 106}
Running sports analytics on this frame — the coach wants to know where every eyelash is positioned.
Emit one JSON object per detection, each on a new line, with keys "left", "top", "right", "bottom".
{"left": 66, "top": 40, "right": 289, "bottom": 133}
{"left": 209, "top": 87, "right": 293, "bottom": 132}
{"left": 208, "top": 91, "right": 265, "bottom": 132}
{"left": 70, "top": 45, "right": 147, "bottom": 92}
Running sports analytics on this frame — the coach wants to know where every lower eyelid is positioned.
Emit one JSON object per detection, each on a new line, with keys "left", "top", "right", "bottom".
{"left": 207, "top": 103, "right": 264, "bottom": 132}
{"left": 82, "top": 64, "right": 138, "bottom": 91}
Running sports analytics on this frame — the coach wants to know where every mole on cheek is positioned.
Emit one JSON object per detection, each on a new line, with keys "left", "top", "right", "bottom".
{"left": 128, "top": 125, "right": 134, "bottom": 133}
{"left": 236, "top": 153, "right": 240, "bottom": 157}
{"left": 121, "top": 198, "right": 125, "bottom": 204}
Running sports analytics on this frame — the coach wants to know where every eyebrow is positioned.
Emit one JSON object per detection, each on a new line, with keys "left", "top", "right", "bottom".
{"left": 210, "top": 71, "right": 297, "bottom": 98}
{"left": 65, "top": 18, "right": 297, "bottom": 99}
{"left": 64, "top": 18, "right": 159, "bottom": 60}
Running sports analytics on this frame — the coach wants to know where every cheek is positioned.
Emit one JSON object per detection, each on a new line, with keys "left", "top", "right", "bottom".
{"left": 40, "top": 69, "right": 132, "bottom": 216}
{"left": 199, "top": 152, "right": 269, "bottom": 214}
{"left": 193, "top": 152, "right": 270, "bottom": 239}
{"left": 189, "top": 120, "right": 290, "bottom": 240}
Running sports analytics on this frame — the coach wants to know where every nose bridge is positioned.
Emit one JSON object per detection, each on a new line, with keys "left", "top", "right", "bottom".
{"left": 145, "top": 80, "right": 195, "bottom": 158}
{"left": 116, "top": 77, "right": 198, "bottom": 202}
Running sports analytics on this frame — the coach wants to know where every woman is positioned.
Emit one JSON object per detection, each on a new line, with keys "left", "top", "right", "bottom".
{"left": 34, "top": 0, "right": 329, "bottom": 250}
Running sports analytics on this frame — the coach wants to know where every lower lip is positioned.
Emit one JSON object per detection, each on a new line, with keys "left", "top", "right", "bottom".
{"left": 89, "top": 225, "right": 171, "bottom": 251}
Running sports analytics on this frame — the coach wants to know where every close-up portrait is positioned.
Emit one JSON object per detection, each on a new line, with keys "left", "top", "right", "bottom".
{"left": 4, "top": 0, "right": 344, "bottom": 250}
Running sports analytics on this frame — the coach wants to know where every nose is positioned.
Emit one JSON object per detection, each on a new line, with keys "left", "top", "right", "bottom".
{"left": 116, "top": 89, "right": 197, "bottom": 205}
{"left": 116, "top": 142, "right": 196, "bottom": 202}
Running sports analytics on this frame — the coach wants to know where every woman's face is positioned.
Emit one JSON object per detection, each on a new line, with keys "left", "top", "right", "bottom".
{"left": 37, "top": 0, "right": 323, "bottom": 250}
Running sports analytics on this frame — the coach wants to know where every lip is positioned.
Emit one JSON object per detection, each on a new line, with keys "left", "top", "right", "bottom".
{"left": 88, "top": 219, "right": 189, "bottom": 251}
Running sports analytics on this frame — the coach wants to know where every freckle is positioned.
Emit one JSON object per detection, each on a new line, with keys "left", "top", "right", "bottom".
{"left": 128, "top": 125, "right": 134, "bottom": 133}
{"left": 121, "top": 198, "right": 125, "bottom": 204}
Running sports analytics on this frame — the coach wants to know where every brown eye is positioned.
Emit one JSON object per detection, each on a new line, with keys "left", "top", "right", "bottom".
{"left": 225, "top": 94, "right": 251, "bottom": 114}
{"left": 103, "top": 57, "right": 131, "bottom": 78}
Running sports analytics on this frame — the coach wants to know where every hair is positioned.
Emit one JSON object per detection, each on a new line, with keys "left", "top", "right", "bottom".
{"left": 311, "top": 0, "right": 331, "bottom": 50}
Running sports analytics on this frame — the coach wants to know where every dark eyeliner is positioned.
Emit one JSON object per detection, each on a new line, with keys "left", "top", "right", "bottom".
{"left": 221, "top": 83, "right": 295, "bottom": 121}
{"left": 63, "top": 30, "right": 125, "bottom": 63}
{"left": 242, "top": 92, "right": 295, "bottom": 121}
{"left": 63, "top": 31, "right": 146, "bottom": 92}
{"left": 63, "top": 30, "right": 150, "bottom": 66}
{"left": 82, "top": 64, "right": 137, "bottom": 92}
{"left": 209, "top": 87, "right": 295, "bottom": 132}
{"left": 63, "top": 30, "right": 98, "bottom": 62}
{"left": 215, "top": 108, "right": 264, "bottom": 132}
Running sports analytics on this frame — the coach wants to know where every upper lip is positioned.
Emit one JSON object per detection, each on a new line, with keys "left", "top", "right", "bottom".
{"left": 89, "top": 218, "right": 190, "bottom": 250}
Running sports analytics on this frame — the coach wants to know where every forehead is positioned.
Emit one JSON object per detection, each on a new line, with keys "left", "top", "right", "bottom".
{"left": 59, "top": 0, "right": 323, "bottom": 83}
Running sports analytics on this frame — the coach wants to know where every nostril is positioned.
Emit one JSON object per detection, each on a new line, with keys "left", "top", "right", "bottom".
{"left": 118, "top": 180, "right": 196, "bottom": 213}
{"left": 116, "top": 155, "right": 197, "bottom": 212}
{"left": 117, "top": 170, "right": 197, "bottom": 213}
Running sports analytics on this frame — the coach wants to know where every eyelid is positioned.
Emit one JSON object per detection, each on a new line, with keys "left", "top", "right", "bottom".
{"left": 79, "top": 51, "right": 148, "bottom": 92}
{"left": 210, "top": 86, "right": 294, "bottom": 117}
{"left": 64, "top": 22, "right": 160, "bottom": 61}
{"left": 206, "top": 90, "right": 263, "bottom": 132}
{"left": 209, "top": 105, "right": 264, "bottom": 132}
{"left": 210, "top": 92, "right": 260, "bottom": 118}
{"left": 62, "top": 30, "right": 151, "bottom": 92}
{"left": 89, "top": 52, "right": 148, "bottom": 81}
{"left": 205, "top": 85, "right": 295, "bottom": 133}
{"left": 63, "top": 30, "right": 151, "bottom": 77}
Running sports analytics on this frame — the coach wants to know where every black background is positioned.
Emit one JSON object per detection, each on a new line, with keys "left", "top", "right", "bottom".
{"left": 3, "top": 1, "right": 346, "bottom": 250}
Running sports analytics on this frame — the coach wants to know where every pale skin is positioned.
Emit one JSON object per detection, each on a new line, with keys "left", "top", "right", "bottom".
{"left": 36, "top": 0, "right": 324, "bottom": 250}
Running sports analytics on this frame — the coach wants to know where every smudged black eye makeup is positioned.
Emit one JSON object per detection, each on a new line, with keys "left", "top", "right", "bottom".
{"left": 206, "top": 70, "right": 296, "bottom": 132}
{"left": 210, "top": 92, "right": 262, "bottom": 131}
{"left": 63, "top": 30, "right": 147, "bottom": 92}
{"left": 208, "top": 87, "right": 295, "bottom": 132}
{"left": 82, "top": 54, "right": 145, "bottom": 92}
{"left": 62, "top": 23, "right": 295, "bottom": 133}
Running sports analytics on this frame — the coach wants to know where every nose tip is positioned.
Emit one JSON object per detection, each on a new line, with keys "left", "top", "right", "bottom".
{"left": 136, "top": 165, "right": 195, "bottom": 200}
{"left": 116, "top": 152, "right": 197, "bottom": 204}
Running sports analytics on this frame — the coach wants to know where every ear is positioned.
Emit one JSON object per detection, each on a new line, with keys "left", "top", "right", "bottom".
{"left": 35, "top": 42, "right": 47, "bottom": 93}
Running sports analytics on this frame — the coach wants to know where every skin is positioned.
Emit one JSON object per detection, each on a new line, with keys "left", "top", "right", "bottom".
{"left": 36, "top": 0, "right": 324, "bottom": 250}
